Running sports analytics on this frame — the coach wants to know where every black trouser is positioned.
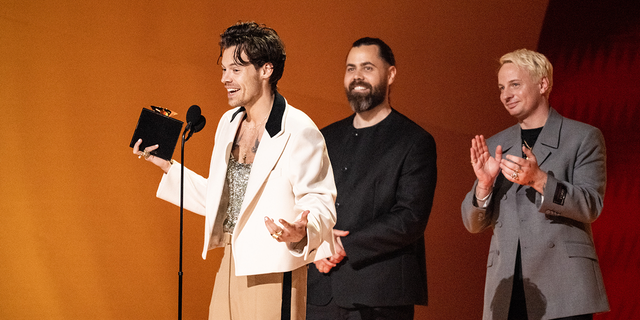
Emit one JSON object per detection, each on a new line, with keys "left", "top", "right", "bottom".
{"left": 508, "top": 242, "right": 593, "bottom": 320}
{"left": 307, "top": 299, "right": 414, "bottom": 320}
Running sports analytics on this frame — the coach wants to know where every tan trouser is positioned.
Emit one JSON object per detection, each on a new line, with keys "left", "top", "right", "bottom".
{"left": 209, "top": 234, "right": 307, "bottom": 320}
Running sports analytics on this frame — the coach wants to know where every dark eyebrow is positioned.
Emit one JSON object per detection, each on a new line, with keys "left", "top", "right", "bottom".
{"left": 222, "top": 62, "right": 241, "bottom": 68}
{"left": 346, "top": 62, "right": 376, "bottom": 68}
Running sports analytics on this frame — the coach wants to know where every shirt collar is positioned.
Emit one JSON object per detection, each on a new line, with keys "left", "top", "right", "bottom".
{"left": 229, "top": 92, "right": 285, "bottom": 138}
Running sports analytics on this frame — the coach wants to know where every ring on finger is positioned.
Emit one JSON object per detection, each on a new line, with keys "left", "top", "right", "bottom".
{"left": 511, "top": 171, "right": 519, "bottom": 180}
{"left": 271, "top": 230, "right": 283, "bottom": 240}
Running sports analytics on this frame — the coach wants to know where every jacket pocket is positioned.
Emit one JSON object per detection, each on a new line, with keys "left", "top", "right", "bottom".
{"left": 564, "top": 241, "right": 598, "bottom": 261}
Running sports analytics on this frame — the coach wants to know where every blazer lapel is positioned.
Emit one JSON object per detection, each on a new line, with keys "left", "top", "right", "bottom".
{"left": 243, "top": 131, "right": 289, "bottom": 204}
{"left": 534, "top": 108, "right": 562, "bottom": 168}
{"left": 503, "top": 125, "right": 524, "bottom": 193}
{"left": 235, "top": 93, "right": 290, "bottom": 233}
{"left": 501, "top": 124, "right": 521, "bottom": 158}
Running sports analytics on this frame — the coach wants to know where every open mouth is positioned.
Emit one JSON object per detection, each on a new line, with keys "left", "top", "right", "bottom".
{"left": 350, "top": 81, "right": 371, "bottom": 93}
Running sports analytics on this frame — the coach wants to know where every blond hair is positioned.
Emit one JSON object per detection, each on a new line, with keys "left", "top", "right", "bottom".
{"left": 500, "top": 49, "right": 553, "bottom": 96}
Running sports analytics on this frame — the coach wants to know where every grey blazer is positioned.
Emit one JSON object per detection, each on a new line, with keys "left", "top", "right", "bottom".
{"left": 462, "top": 108, "right": 609, "bottom": 320}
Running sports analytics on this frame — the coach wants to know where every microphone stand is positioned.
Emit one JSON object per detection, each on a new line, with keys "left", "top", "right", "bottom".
{"left": 178, "top": 123, "right": 192, "bottom": 320}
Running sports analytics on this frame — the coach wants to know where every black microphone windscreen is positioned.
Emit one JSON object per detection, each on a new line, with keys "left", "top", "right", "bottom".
{"left": 194, "top": 116, "right": 206, "bottom": 133}
{"left": 186, "top": 105, "right": 201, "bottom": 124}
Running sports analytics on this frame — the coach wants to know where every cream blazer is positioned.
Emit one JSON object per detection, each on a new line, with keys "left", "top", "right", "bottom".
{"left": 157, "top": 93, "right": 336, "bottom": 276}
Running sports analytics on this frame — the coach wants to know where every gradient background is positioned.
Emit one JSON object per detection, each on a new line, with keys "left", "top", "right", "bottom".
{"left": 1, "top": 0, "right": 638, "bottom": 319}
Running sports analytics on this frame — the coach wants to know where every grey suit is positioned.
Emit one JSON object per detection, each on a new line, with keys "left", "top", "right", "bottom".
{"left": 462, "top": 108, "right": 609, "bottom": 320}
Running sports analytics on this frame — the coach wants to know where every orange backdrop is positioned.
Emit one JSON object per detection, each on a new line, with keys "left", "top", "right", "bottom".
{"left": 1, "top": 1, "right": 552, "bottom": 319}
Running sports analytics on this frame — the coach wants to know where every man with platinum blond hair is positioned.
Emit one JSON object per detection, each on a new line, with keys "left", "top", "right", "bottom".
{"left": 462, "top": 49, "right": 609, "bottom": 320}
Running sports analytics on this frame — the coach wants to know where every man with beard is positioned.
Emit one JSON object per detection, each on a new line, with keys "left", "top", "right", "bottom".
{"left": 306, "top": 37, "right": 437, "bottom": 320}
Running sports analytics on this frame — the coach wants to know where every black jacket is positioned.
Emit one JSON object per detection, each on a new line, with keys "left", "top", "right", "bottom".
{"left": 307, "top": 109, "right": 437, "bottom": 308}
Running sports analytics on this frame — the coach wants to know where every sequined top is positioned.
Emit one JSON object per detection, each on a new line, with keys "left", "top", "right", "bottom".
{"left": 222, "top": 154, "right": 252, "bottom": 234}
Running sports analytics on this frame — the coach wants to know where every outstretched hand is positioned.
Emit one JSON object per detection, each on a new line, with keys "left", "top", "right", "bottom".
{"left": 264, "top": 210, "right": 309, "bottom": 243}
{"left": 470, "top": 135, "right": 501, "bottom": 198}
{"left": 133, "top": 139, "right": 172, "bottom": 173}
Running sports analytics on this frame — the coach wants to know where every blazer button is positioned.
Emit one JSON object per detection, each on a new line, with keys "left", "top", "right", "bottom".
{"left": 335, "top": 202, "right": 340, "bottom": 208}
{"left": 502, "top": 194, "right": 508, "bottom": 200}
{"left": 496, "top": 221, "right": 502, "bottom": 228}
{"left": 342, "top": 167, "right": 348, "bottom": 171}
{"left": 547, "top": 242, "right": 555, "bottom": 248}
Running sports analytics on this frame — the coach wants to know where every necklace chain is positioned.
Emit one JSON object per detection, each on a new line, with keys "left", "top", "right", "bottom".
{"left": 523, "top": 140, "right": 533, "bottom": 159}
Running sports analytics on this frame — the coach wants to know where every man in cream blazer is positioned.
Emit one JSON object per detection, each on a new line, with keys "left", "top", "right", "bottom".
{"left": 462, "top": 49, "right": 608, "bottom": 320}
{"left": 155, "top": 92, "right": 336, "bottom": 276}
{"left": 134, "top": 22, "right": 336, "bottom": 320}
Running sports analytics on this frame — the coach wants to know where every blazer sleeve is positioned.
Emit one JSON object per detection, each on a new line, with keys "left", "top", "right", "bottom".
{"left": 156, "top": 161, "right": 208, "bottom": 216}
{"left": 155, "top": 112, "right": 230, "bottom": 216}
{"left": 285, "top": 126, "right": 337, "bottom": 260}
{"left": 340, "top": 132, "right": 437, "bottom": 269}
{"left": 461, "top": 180, "right": 494, "bottom": 234}
{"left": 538, "top": 127, "right": 607, "bottom": 223}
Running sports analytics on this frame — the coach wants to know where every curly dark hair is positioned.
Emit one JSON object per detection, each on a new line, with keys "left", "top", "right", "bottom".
{"left": 218, "top": 21, "right": 286, "bottom": 93}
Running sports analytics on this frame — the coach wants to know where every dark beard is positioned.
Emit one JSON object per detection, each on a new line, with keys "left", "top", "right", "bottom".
{"left": 345, "top": 79, "right": 387, "bottom": 113}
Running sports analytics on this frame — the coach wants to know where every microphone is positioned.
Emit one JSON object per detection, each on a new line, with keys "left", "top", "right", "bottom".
{"left": 186, "top": 105, "right": 201, "bottom": 128}
{"left": 178, "top": 104, "right": 206, "bottom": 319}
{"left": 193, "top": 116, "right": 206, "bottom": 133}
{"left": 184, "top": 105, "right": 206, "bottom": 141}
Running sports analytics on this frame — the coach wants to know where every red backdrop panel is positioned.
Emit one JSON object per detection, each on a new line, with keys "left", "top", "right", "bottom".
{"left": 538, "top": 1, "right": 640, "bottom": 318}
